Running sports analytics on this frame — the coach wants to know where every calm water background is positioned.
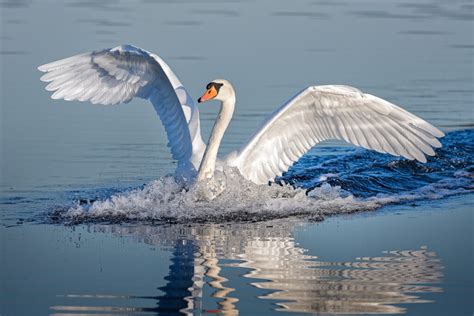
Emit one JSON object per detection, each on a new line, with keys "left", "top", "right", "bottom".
{"left": 1, "top": 0, "right": 473, "bottom": 315}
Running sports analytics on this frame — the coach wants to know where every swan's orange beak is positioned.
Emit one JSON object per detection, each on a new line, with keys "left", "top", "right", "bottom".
{"left": 198, "top": 86, "right": 218, "bottom": 103}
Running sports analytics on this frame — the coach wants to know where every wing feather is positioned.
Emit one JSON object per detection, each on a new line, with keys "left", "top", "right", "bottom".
{"left": 39, "top": 45, "right": 205, "bottom": 174}
{"left": 231, "top": 85, "right": 444, "bottom": 184}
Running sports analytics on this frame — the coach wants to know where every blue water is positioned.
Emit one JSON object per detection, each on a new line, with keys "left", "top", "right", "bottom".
{"left": 286, "top": 129, "right": 473, "bottom": 197}
{"left": 1, "top": 0, "right": 473, "bottom": 315}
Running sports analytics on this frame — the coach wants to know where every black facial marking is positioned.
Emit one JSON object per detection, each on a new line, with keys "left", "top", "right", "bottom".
{"left": 206, "top": 82, "right": 224, "bottom": 93}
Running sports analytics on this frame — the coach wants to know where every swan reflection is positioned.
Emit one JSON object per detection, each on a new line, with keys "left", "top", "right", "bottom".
{"left": 51, "top": 220, "right": 443, "bottom": 315}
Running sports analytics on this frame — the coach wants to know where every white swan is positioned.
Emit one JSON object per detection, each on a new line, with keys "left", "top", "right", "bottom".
{"left": 38, "top": 44, "right": 444, "bottom": 185}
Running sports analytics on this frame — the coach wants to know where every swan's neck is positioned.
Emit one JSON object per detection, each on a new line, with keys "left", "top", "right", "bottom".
{"left": 197, "top": 95, "right": 235, "bottom": 181}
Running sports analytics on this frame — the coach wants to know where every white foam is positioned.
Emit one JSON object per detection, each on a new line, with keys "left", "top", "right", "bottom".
{"left": 65, "top": 167, "right": 473, "bottom": 222}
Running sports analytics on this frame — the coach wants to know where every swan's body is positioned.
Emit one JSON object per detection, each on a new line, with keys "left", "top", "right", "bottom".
{"left": 39, "top": 44, "right": 444, "bottom": 185}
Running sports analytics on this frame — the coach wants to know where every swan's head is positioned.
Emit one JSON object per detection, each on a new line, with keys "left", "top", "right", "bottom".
{"left": 198, "top": 79, "right": 234, "bottom": 103}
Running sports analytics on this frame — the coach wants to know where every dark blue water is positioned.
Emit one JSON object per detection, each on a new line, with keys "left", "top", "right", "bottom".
{"left": 285, "top": 129, "right": 474, "bottom": 197}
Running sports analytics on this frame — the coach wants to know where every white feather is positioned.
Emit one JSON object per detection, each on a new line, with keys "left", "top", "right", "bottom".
{"left": 231, "top": 85, "right": 444, "bottom": 184}
{"left": 39, "top": 45, "right": 206, "bottom": 176}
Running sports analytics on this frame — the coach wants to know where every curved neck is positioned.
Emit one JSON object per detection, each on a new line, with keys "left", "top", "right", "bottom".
{"left": 197, "top": 94, "right": 235, "bottom": 181}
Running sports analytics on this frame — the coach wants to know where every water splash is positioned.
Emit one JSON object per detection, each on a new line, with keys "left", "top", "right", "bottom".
{"left": 54, "top": 130, "right": 473, "bottom": 224}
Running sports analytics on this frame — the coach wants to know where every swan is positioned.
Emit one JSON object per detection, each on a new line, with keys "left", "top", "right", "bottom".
{"left": 38, "top": 44, "right": 444, "bottom": 185}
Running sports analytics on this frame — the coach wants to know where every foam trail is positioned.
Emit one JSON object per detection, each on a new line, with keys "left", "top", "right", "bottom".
{"left": 58, "top": 129, "right": 473, "bottom": 224}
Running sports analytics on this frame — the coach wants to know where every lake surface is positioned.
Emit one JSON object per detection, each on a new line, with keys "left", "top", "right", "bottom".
{"left": 1, "top": 0, "right": 473, "bottom": 315}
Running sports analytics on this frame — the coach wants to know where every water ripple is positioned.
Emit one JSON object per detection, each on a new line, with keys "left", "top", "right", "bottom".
{"left": 50, "top": 222, "right": 443, "bottom": 315}
{"left": 272, "top": 11, "right": 329, "bottom": 19}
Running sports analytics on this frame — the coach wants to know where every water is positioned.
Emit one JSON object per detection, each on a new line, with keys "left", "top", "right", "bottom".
{"left": 1, "top": 198, "right": 473, "bottom": 315}
{"left": 1, "top": 0, "right": 473, "bottom": 315}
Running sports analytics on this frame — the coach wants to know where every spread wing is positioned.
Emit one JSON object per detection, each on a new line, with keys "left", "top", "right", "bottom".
{"left": 38, "top": 44, "right": 205, "bottom": 174}
{"left": 232, "top": 85, "right": 444, "bottom": 184}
